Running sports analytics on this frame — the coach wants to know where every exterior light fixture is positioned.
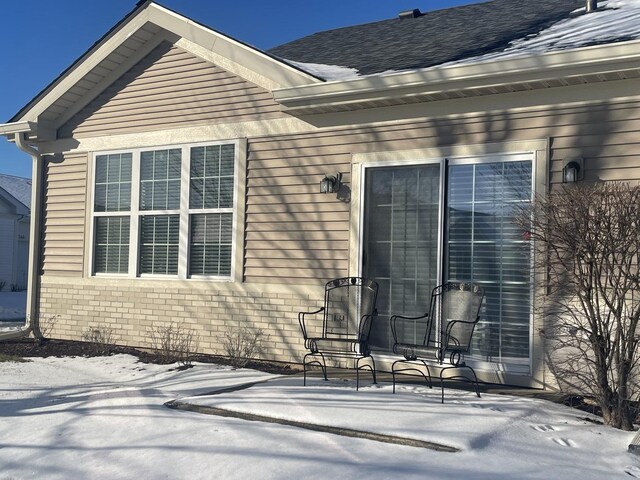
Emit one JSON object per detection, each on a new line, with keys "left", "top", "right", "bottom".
{"left": 320, "top": 172, "right": 342, "bottom": 194}
{"left": 562, "top": 157, "right": 584, "bottom": 183}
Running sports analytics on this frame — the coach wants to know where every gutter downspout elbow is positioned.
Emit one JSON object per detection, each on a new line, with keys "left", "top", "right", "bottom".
{"left": 2, "top": 132, "right": 43, "bottom": 341}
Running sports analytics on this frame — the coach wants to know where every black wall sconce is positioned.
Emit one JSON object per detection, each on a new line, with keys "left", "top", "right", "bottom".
{"left": 320, "top": 172, "right": 342, "bottom": 193}
{"left": 563, "top": 157, "right": 584, "bottom": 183}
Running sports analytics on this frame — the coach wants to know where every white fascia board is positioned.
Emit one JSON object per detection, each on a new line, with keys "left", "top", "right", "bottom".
{"left": 13, "top": 10, "right": 153, "bottom": 123}
{"left": 0, "top": 121, "right": 35, "bottom": 136}
{"left": 14, "top": 3, "right": 320, "bottom": 125}
{"left": 274, "top": 39, "right": 640, "bottom": 110}
{"left": 146, "top": 4, "right": 320, "bottom": 88}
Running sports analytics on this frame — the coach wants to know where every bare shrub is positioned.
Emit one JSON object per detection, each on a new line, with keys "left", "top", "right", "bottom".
{"left": 0, "top": 281, "right": 6, "bottom": 292}
{"left": 518, "top": 182, "right": 640, "bottom": 430}
{"left": 81, "top": 325, "right": 116, "bottom": 355}
{"left": 148, "top": 322, "right": 199, "bottom": 367}
{"left": 31, "top": 314, "right": 61, "bottom": 345}
{"left": 38, "top": 314, "right": 60, "bottom": 340}
{"left": 222, "top": 327, "right": 263, "bottom": 368}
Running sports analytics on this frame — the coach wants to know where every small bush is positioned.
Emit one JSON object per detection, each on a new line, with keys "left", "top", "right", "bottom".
{"left": 10, "top": 284, "right": 19, "bottom": 292}
{"left": 31, "top": 314, "right": 61, "bottom": 345}
{"left": 222, "top": 327, "right": 263, "bottom": 368}
{"left": 0, "top": 281, "right": 6, "bottom": 292}
{"left": 148, "top": 322, "right": 199, "bottom": 367}
{"left": 38, "top": 314, "right": 60, "bottom": 340}
{"left": 81, "top": 325, "right": 116, "bottom": 355}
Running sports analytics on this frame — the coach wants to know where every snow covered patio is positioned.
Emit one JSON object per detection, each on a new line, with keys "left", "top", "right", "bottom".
{"left": 0, "top": 355, "right": 638, "bottom": 479}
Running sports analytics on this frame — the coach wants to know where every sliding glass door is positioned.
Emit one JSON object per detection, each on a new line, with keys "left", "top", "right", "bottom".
{"left": 362, "top": 155, "right": 533, "bottom": 368}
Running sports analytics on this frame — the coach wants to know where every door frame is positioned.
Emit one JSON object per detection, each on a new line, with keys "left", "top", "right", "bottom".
{"left": 350, "top": 139, "right": 549, "bottom": 386}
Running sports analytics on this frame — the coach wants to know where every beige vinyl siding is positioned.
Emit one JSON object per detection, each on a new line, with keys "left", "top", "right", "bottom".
{"left": 42, "top": 153, "right": 88, "bottom": 276}
{"left": 245, "top": 96, "right": 640, "bottom": 284}
{"left": 59, "top": 42, "right": 285, "bottom": 138}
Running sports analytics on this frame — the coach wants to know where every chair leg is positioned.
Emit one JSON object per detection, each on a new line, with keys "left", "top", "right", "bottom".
{"left": 439, "top": 365, "right": 481, "bottom": 403}
{"left": 391, "top": 360, "right": 401, "bottom": 394}
{"left": 318, "top": 353, "right": 328, "bottom": 381}
{"left": 370, "top": 356, "right": 377, "bottom": 384}
{"left": 391, "top": 359, "right": 433, "bottom": 394}
{"left": 355, "top": 356, "right": 376, "bottom": 391}
{"left": 303, "top": 352, "right": 327, "bottom": 386}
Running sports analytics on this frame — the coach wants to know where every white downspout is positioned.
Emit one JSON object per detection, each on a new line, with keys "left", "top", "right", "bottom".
{"left": 0, "top": 132, "right": 43, "bottom": 340}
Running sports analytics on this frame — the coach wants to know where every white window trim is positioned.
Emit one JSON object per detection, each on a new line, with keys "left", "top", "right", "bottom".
{"left": 88, "top": 138, "right": 246, "bottom": 282}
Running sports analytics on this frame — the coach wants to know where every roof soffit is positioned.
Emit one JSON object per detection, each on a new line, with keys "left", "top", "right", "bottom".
{"left": 13, "top": 2, "right": 320, "bottom": 135}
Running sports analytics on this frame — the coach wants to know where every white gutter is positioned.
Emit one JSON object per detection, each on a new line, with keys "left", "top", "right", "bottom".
{"left": 274, "top": 39, "right": 640, "bottom": 112}
{"left": 0, "top": 121, "right": 36, "bottom": 136}
{"left": 0, "top": 127, "right": 42, "bottom": 341}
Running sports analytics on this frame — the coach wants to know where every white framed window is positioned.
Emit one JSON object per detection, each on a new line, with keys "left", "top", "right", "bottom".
{"left": 90, "top": 140, "right": 242, "bottom": 280}
{"left": 93, "top": 153, "right": 132, "bottom": 274}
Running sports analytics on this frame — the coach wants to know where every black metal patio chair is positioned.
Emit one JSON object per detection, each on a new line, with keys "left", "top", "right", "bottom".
{"left": 298, "top": 277, "right": 378, "bottom": 390}
{"left": 390, "top": 282, "right": 484, "bottom": 402}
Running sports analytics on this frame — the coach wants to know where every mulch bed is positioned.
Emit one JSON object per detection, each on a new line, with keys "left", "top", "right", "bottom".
{"left": 0, "top": 338, "right": 300, "bottom": 376}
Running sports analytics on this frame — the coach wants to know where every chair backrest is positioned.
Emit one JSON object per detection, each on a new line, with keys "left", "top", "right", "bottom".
{"left": 323, "top": 277, "right": 378, "bottom": 338}
{"left": 424, "top": 282, "right": 484, "bottom": 353}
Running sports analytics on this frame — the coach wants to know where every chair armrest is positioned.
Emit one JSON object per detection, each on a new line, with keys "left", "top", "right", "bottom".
{"left": 442, "top": 317, "right": 478, "bottom": 349}
{"left": 298, "top": 307, "right": 324, "bottom": 339}
{"left": 390, "top": 313, "right": 429, "bottom": 344}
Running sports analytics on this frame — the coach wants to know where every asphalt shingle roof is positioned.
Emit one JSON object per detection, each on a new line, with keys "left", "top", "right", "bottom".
{"left": 0, "top": 174, "right": 31, "bottom": 210}
{"left": 268, "top": 0, "right": 585, "bottom": 76}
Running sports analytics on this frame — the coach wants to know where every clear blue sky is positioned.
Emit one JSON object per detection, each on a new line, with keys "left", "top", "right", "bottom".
{"left": 0, "top": 0, "right": 477, "bottom": 179}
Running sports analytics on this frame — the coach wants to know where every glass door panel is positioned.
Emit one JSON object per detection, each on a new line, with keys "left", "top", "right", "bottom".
{"left": 446, "top": 160, "right": 532, "bottom": 364}
{"left": 362, "top": 164, "right": 441, "bottom": 350}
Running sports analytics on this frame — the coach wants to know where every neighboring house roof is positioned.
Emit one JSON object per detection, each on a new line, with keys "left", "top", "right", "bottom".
{"left": 269, "top": 0, "right": 640, "bottom": 80}
{"left": 0, "top": 174, "right": 31, "bottom": 211}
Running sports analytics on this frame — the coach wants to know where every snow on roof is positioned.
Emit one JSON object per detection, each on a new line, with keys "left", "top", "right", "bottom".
{"left": 284, "top": 60, "right": 361, "bottom": 82}
{"left": 446, "top": 0, "right": 640, "bottom": 65}
{"left": 0, "top": 174, "right": 32, "bottom": 210}
{"left": 288, "top": 0, "right": 640, "bottom": 81}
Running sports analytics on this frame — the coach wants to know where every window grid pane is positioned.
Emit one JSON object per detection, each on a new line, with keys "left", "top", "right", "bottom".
{"left": 139, "top": 215, "right": 180, "bottom": 275}
{"left": 140, "top": 149, "right": 181, "bottom": 210}
{"left": 190, "top": 145, "right": 235, "bottom": 209}
{"left": 189, "top": 213, "right": 233, "bottom": 276}
{"left": 94, "top": 217, "right": 130, "bottom": 274}
{"left": 94, "top": 153, "right": 132, "bottom": 212}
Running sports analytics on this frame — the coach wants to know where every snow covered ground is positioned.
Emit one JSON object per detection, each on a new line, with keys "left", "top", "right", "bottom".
{"left": 1, "top": 354, "right": 639, "bottom": 479}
